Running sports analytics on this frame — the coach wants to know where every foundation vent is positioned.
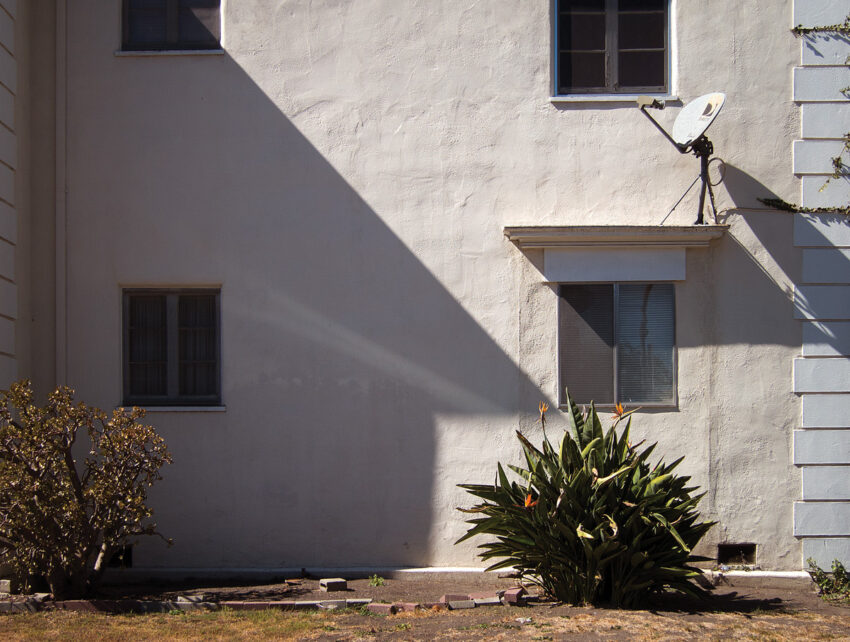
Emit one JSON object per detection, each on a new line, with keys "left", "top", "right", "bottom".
{"left": 717, "top": 543, "right": 756, "bottom": 566}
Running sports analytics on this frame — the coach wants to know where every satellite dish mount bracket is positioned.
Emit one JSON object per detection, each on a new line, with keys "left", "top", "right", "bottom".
{"left": 690, "top": 135, "right": 716, "bottom": 226}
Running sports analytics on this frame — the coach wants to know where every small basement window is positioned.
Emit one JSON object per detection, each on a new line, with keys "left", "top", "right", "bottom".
{"left": 717, "top": 543, "right": 756, "bottom": 566}
{"left": 122, "top": 0, "right": 221, "bottom": 52}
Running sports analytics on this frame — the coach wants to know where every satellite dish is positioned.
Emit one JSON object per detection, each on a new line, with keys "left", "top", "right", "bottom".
{"left": 671, "top": 93, "right": 725, "bottom": 148}
{"left": 637, "top": 92, "right": 727, "bottom": 225}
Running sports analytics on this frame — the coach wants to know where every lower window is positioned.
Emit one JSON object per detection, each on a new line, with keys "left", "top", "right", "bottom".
{"left": 123, "top": 289, "right": 221, "bottom": 406}
{"left": 558, "top": 283, "right": 675, "bottom": 406}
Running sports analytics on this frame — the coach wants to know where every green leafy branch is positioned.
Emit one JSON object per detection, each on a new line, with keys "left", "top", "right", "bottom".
{"left": 792, "top": 15, "right": 850, "bottom": 36}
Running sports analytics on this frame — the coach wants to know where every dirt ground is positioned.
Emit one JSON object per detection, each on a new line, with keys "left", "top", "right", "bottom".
{"left": 77, "top": 571, "right": 850, "bottom": 640}
{"left": 3, "top": 572, "right": 849, "bottom": 640}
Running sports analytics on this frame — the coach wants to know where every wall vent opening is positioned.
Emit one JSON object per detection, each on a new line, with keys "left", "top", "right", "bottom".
{"left": 717, "top": 543, "right": 756, "bottom": 565}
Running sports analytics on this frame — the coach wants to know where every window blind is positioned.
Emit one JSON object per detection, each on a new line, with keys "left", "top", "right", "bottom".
{"left": 616, "top": 283, "right": 675, "bottom": 403}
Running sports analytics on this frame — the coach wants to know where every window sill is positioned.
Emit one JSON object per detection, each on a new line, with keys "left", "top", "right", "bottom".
{"left": 114, "top": 49, "right": 225, "bottom": 58}
{"left": 504, "top": 225, "right": 729, "bottom": 249}
{"left": 559, "top": 404, "right": 678, "bottom": 412}
{"left": 120, "top": 405, "right": 227, "bottom": 413}
{"left": 550, "top": 94, "right": 679, "bottom": 105}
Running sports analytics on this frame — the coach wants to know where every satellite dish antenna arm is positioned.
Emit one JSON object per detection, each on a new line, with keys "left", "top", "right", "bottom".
{"left": 638, "top": 100, "right": 688, "bottom": 154}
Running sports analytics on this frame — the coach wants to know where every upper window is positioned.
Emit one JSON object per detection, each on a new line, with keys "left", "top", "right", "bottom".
{"left": 558, "top": 283, "right": 675, "bottom": 406}
{"left": 122, "top": 0, "right": 221, "bottom": 51}
{"left": 555, "top": 0, "right": 668, "bottom": 95}
{"left": 123, "top": 289, "right": 221, "bottom": 406}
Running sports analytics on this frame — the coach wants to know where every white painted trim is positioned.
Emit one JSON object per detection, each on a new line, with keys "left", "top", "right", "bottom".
{"left": 550, "top": 94, "right": 679, "bottom": 105}
{"left": 544, "top": 247, "right": 685, "bottom": 282}
{"left": 703, "top": 570, "right": 811, "bottom": 580}
{"left": 504, "top": 225, "right": 728, "bottom": 250}
{"left": 550, "top": 0, "right": 677, "bottom": 102}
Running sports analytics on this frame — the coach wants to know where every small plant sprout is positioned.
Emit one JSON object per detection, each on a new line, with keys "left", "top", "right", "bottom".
{"left": 368, "top": 574, "right": 385, "bottom": 587}
{"left": 807, "top": 558, "right": 850, "bottom": 603}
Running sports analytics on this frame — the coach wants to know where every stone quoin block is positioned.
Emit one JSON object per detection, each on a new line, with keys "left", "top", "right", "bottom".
{"left": 803, "top": 537, "right": 850, "bottom": 568}
{"left": 795, "top": 213, "right": 850, "bottom": 249}
{"left": 803, "top": 321, "right": 850, "bottom": 357}
{"left": 366, "top": 603, "right": 396, "bottom": 615}
{"left": 794, "top": 501, "right": 850, "bottom": 537}
{"left": 795, "top": 430, "right": 850, "bottom": 464}
{"left": 794, "top": 358, "right": 850, "bottom": 393}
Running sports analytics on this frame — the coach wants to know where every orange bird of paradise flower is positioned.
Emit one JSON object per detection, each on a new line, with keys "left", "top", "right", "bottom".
{"left": 524, "top": 493, "right": 539, "bottom": 509}
{"left": 612, "top": 402, "right": 625, "bottom": 419}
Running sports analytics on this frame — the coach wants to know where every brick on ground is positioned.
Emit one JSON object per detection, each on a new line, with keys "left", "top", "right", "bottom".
{"left": 502, "top": 587, "right": 527, "bottom": 605}
{"left": 447, "top": 599, "right": 476, "bottom": 610}
{"left": 319, "top": 578, "right": 347, "bottom": 592}
{"left": 439, "top": 593, "right": 470, "bottom": 604}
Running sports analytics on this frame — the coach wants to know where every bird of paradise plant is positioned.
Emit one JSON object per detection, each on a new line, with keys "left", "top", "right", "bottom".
{"left": 456, "top": 391, "right": 713, "bottom": 607}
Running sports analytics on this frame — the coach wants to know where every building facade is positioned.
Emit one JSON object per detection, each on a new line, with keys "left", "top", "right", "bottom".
{"left": 6, "top": 0, "right": 849, "bottom": 572}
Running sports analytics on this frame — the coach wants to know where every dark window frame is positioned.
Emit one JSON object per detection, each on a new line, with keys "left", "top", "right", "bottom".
{"left": 121, "top": 0, "right": 222, "bottom": 52}
{"left": 122, "top": 288, "right": 221, "bottom": 406}
{"left": 557, "top": 282, "right": 677, "bottom": 408}
{"left": 554, "top": 0, "right": 669, "bottom": 95}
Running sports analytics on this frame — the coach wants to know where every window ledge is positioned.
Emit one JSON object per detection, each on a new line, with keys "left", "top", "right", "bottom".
{"left": 504, "top": 225, "right": 729, "bottom": 250}
{"left": 120, "top": 406, "right": 227, "bottom": 413}
{"left": 560, "top": 403, "right": 678, "bottom": 411}
{"left": 550, "top": 94, "right": 679, "bottom": 105}
{"left": 114, "top": 49, "right": 225, "bottom": 58}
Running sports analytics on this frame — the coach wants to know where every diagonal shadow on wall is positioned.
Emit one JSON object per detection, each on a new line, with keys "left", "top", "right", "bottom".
{"left": 69, "top": 46, "right": 544, "bottom": 569}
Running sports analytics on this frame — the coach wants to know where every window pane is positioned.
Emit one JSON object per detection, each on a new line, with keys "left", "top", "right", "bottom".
{"left": 179, "top": 294, "right": 217, "bottom": 397}
{"left": 559, "top": 285, "right": 615, "bottom": 405}
{"left": 559, "top": 13, "right": 606, "bottom": 51}
{"left": 178, "top": 0, "right": 221, "bottom": 48}
{"left": 126, "top": 7, "right": 168, "bottom": 47}
{"left": 618, "top": 50, "right": 665, "bottom": 88}
{"left": 559, "top": 52, "right": 606, "bottom": 90}
{"left": 618, "top": 12, "right": 665, "bottom": 49}
{"left": 619, "top": 0, "right": 666, "bottom": 10}
{"left": 616, "top": 284, "right": 674, "bottom": 403}
{"left": 560, "top": 0, "right": 606, "bottom": 9}
{"left": 128, "top": 295, "right": 167, "bottom": 396}
{"left": 129, "top": 0, "right": 166, "bottom": 8}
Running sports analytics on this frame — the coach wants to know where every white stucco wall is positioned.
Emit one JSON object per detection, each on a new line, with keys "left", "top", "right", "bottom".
{"left": 49, "top": 1, "right": 806, "bottom": 570}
